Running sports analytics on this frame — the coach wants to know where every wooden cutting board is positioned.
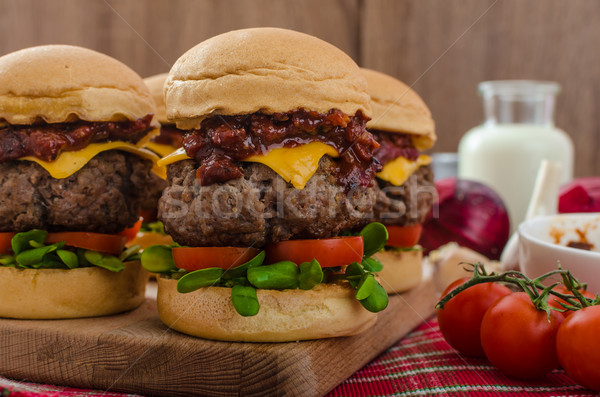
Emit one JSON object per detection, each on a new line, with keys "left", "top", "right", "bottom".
{"left": 0, "top": 279, "right": 436, "bottom": 397}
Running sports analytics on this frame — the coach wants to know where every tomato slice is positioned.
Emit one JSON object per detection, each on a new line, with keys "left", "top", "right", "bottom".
{"left": 0, "top": 232, "right": 15, "bottom": 254}
{"left": 386, "top": 224, "right": 423, "bottom": 248}
{"left": 118, "top": 218, "right": 143, "bottom": 243}
{"left": 266, "top": 236, "right": 364, "bottom": 267}
{"left": 172, "top": 247, "right": 261, "bottom": 271}
{"left": 46, "top": 232, "right": 126, "bottom": 256}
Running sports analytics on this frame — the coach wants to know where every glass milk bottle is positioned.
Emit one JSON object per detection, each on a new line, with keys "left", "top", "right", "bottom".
{"left": 458, "top": 81, "right": 573, "bottom": 231}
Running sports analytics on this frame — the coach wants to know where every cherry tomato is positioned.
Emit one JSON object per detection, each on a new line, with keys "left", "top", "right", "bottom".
{"left": 386, "top": 224, "right": 422, "bottom": 248}
{"left": 437, "top": 277, "right": 511, "bottom": 357}
{"left": 46, "top": 232, "right": 126, "bottom": 256}
{"left": 480, "top": 292, "right": 564, "bottom": 380}
{"left": 118, "top": 218, "right": 143, "bottom": 243}
{"left": 556, "top": 305, "right": 600, "bottom": 391}
{"left": 0, "top": 232, "right": 15, "bottom": 254}
{"left": 266, "top": 236, "right": 363, "bottom": 267}
{"left": 549, "top": 285, "right": 596, "bottom": 317}
{"left": 172, "top": 247, "right": 261, "bottom": 271}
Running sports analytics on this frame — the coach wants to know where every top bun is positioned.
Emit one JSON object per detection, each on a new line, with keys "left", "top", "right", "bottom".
{"left": 362, "top": 68, "right": 436, "bottom": 150}
{"left": 165, "top": 28, "right": 372, "bottom": 129}
{"left": 144, "top": 73, "right": 169, "bottom": 125}
{"left": 0, "top": 45, "right": 157, "bottom": 126}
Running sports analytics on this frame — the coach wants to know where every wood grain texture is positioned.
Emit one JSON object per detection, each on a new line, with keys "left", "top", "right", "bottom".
{"left": 361, "top": 0, "right": 600, "bottom": 176}
{"left": 0, "top": 0, "right": 598, "bottom": 175}
{"left": 0, "top": 280, "right": 436, "bottom": 397}
{"left": 0, "top": 0, "right": 359, "bottom": 75}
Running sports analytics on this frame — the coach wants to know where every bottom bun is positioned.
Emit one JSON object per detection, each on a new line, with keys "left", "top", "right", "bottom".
{"left": 374, "top": 248, "right": 423, "bottom": 294}
{"left": 0, "top": 261, "right": 147, "bottom": 319}
{"left": 157, "top": 277, "right": 378, "bottom": 342}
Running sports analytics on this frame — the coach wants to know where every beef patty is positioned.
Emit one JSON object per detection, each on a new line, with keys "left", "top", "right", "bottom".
{"left": 372, "top": 165, "right": 435, "bottom": 226}
{"left": 0, "top": 151, "right": 154, "bottom": 233}
{"left": 159, "top": 157, "right": 377, "bottom": 247}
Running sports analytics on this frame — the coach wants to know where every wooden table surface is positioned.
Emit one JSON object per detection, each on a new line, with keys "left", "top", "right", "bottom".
{"left": 0, "top": 280, "right": 436, "bottom": 397}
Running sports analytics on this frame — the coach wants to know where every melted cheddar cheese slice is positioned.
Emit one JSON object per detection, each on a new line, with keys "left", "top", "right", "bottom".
{"left": 135, "top": 128, "right": 160, "bottom": 149}
{"left": 157, "top": 147, "right": 190, "bottom": 166}
{"left": 246, "top": 142, "right": 338, "bottom": 189}
{"left": 158, "top": 142, "right": 339, "bottom": 189}
{"left": 377, "top": 154, "right": 432, "bottom": 186}
{"left": 20, "top": 142, "right": 166, "bottom": 180}
{"left": 145, "top": 141, "right": 179, "bottom": 158}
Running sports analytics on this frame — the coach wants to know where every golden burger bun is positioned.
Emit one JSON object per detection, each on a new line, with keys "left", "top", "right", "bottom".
{"left": 361, "top": 68, "right": 436, "bottom": 150}
{"left": 373, "top": 249, "right": 423, "bottom": 294}
{"left": 157, "top": 277, "right": 377, "bottom": 342}
{"left": 165, "top": 27, "right": 372, "bottom": 129}
{"left": 143, "top": 73, "right": 169, "bottom": 125}
{"left": 0, "top": 261, "right": 148, "bottom": 319}
{"left": 0, "top": 45, "right": 157, "bottom": 126}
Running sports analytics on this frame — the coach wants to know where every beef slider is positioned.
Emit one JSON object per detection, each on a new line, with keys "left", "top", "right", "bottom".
{"left": 152, "top": 28, "right": 385, "bottom": 342}
{"left": 0, "top": 44, "right": 162, "bottom": 320}
{"left": 360, "top": 68, "right": 437, "bottom": 294}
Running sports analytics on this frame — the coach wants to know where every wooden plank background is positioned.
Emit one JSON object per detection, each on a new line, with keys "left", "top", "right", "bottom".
{"left": 0, "top": 0, "right": 598, "bottom": 176}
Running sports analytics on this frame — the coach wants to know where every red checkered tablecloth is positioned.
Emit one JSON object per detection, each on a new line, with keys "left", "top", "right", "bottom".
{"left": 1, "top": 318, "right": 598, "bottom": 397}
{"left": 329, "top": 319, "right": 597, "bottom": 396}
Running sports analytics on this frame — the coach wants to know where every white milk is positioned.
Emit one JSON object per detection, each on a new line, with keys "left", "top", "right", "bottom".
{"left": 458, "top": 81, "right": 574, "bottom": 231}
{"left": 459, "top": 123, "right": 573, "bottom": 230}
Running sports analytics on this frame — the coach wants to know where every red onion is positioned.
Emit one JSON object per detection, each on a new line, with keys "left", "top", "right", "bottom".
{"left": 420, "top": 178, "right": 510, "bottom": 260}
{"left": 558, "top": 177, "right": 600, "bottom": 213}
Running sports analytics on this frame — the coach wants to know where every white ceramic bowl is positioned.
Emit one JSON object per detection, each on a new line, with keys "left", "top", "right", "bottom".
{"left": 518, "top": 213, "right": 600, "bottom": 293}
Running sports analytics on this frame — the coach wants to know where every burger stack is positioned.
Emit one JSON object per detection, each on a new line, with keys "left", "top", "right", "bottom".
{"left": 361, "top": 68, "right": 437, "bottom": 294}
{"left": 0, "top": 45, "right": 163, "bottom": 318}
{"left": 142, "top": 28, "right": 436, "bottom": 342}
{"left": 138, "top": 28, "right": 381, "bottom": 341}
